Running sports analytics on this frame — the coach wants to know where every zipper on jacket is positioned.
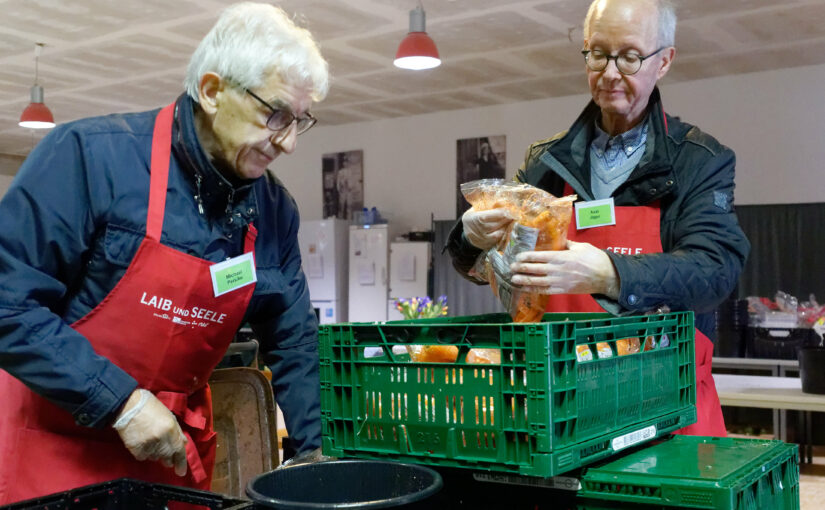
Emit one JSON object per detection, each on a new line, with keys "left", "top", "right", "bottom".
{"left": 194, "top": 172, "right": 205, "bottom": 216}
{"left": 225, "top": 188, "right": 235, "bottom": 218}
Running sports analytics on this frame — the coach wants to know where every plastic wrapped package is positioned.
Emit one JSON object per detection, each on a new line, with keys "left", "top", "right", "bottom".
{"left": 407, "top": 345, "right": 501, "bottom": 364}
{"left": 461, "top": 179, "right": 575, "bottom": 323}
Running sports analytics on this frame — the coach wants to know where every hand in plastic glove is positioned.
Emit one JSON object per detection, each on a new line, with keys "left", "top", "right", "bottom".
{"left": 509, "top": 240, "right": 620, "bottom": 299}
{"left": 112, "top": 389, "right": 188, "bottom": 476}
{"left": 278, "top": 447, "right": 335, "bottom": 469}
{"left": 462, "top": 207, "right": 515, "bottom": 251}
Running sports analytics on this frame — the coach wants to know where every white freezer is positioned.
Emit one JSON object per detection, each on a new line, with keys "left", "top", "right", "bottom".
{"left": 298, "top": 219, "right": 349, "bottom": 322}
{"left": 348, "top": 224, "right": 388, "bottom": 322}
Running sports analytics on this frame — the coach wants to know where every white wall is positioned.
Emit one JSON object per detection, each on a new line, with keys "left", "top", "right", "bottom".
{"left": 274, "top": 63, "right": 825, "bottom": 239}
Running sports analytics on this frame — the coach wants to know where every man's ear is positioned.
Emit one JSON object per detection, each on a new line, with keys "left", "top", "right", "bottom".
{"left": 657, "top": 46, "right": 676, "bottom": 80}
{"left": 198, "top": 72, "right": 223, "bottom": 115}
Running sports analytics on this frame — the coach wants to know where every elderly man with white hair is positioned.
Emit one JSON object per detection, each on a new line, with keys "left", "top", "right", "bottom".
{"left": 449, "top": 0, "right": 749, "bottom": 436}
{"left": 0, "top": 2, "right": 328, "bottom": 502}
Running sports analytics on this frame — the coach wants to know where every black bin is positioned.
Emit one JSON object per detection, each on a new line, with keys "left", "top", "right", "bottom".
{"left": 714, "top": 298, "right": 748, "bottom": 357}
{"left": 247, "top": 460, "right": 442, "bottom": 509}
{"left": 745, "top": 327, "right": 816, "bottom": 359}
{"left": 800, "top": 347, "right": 825, "bottom": 394}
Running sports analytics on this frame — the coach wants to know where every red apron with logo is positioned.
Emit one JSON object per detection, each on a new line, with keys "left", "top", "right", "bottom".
{"left": 545, "top": 184, "right": 725, "bottom": 437}
{"left": 0, "top": 103, "right": 257, "bottom": 503}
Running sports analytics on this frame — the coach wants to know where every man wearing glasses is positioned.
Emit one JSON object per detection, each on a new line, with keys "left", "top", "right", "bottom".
{"left": 449, "top": 0, "right": 749, "bottom": 435}
{"left": 0, "top": 2, "right": 327, "bottom": 502}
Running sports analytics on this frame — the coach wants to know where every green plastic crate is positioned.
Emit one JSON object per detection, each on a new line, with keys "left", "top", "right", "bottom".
{"left": 578, "top": 436, "right": 800, "bottom": 509}
{"left": 320, "top": 312, "right": 697, "bottom": 477}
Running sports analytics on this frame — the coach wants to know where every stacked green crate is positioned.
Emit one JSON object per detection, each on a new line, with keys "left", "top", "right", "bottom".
{"left": 577, "top": 436, "right": 800, "bottom": 509}
{"left": 320, "top": 312, "right": 697, "bottom": 477}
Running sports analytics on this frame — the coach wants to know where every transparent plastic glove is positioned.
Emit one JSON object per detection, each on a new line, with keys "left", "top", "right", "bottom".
{"left": 112, "top": 389, "right": 188, "bottom": 476}
{"left": 509, "top": 240, "right": 620, "bottom": 299}
{"left": 461, "top": 207, "right": 514, "bottom": 251}
{"left": 278, "top": 447, "right": 335, "bottom": 469}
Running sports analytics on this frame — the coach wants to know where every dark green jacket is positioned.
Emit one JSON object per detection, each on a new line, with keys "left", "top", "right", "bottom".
{"left": 448, "top": 88, "right": 750, "bottom": 338}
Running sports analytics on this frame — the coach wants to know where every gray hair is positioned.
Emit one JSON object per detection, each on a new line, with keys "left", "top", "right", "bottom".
{"left": 584, "top": 0, "right": 677, "bottom": 47}
{"left": 184, "top": 2, "right": 329, "bottom": 103}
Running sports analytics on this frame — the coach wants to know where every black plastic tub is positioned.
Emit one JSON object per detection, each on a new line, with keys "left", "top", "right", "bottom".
{"left": 799, "top": 346, "right": 825, "bottom": 394}
{"left": 246, "top": 460, "right": 442, "bottom": 509}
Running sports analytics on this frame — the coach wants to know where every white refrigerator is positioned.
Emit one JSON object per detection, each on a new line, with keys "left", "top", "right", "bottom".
{"left": 348, "top": 224, "right": 389, "bottom": 322}
{"left": 387, "top": 241, "right": 431, "bottom": 321}
{"left": 297, "top": 219, "right": 349, "bottom": 324}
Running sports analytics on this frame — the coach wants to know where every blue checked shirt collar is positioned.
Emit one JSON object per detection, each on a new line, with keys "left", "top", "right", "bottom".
{"left": 591, "top": 119, "right": 649, "bottom": 168}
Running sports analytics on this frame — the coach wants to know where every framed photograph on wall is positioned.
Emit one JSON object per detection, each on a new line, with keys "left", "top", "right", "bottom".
{"left": 456, "top": 135, "right": 506, "bottom": 217}
{"left": 322, "top": 149, "right": 364, "bottom": 220}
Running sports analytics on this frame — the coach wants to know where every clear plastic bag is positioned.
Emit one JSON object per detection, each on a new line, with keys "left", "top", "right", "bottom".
{"left": 461, "top": 179, "right": 575, "bottom": 322}
{"left": 407, "top": 345, "right": 501, "bottom": 364}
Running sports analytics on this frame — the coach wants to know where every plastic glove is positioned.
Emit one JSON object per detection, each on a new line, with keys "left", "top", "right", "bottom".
{"left": 112, "top": 389, "right": 188, "bottom": 476}
{"left": 278, "top": 447, "right": 335, "bottom": 469}
{"left": 509, "top": 240, "right": 620, "bottom": 299}
{"left": 462, "top": 207, "right": 514, "bottom": 251}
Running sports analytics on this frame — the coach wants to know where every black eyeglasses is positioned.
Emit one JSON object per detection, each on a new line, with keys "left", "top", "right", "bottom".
{"left": 582, "top": 47, "right": 666, "bottom": 75}
{"left": 244, "top": 88, "right": 317, "bottom": 135}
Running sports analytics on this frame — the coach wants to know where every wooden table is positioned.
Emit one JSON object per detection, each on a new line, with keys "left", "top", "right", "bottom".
{"left": 714, "top": 373, "right": 823, "bottom": 462}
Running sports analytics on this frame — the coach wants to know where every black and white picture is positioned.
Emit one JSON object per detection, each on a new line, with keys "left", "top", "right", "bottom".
{"left": 322, "top": 149, "right": 364, "bottom": 220}
{"left": 456, "top": 135, "right": 506, "bottom": 217}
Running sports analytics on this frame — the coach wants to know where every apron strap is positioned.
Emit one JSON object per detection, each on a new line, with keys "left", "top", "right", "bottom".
{"left": 146, "top": 103, "right": 176, "bottom": 242}
{"left": 155, "top": 390, "right": 210, "bottom": 484}
{"left": 244, "top": 223, "right": 258, "bottom": 253}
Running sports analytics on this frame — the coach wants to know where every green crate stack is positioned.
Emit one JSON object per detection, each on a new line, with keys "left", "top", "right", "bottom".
{"left": 320, "top": 312, "right": 697, "bottom": 477}
{"left": 577, "top": 435, "right": 800, "bottom": 510}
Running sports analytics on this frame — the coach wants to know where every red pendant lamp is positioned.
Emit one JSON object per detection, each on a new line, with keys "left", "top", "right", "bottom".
{"left": 19, "top": 43, "right": 55, "bottom": 129}
{"left": 394, "top": 4, "right": 441, "bottom": 70}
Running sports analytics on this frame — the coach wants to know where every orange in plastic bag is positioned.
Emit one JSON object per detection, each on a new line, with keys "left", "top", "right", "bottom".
{"left": 616, "top": 337, "right": 641, "bottom": 356}
{"left": 407, "top": 345, "right": 458, "bottom": 363}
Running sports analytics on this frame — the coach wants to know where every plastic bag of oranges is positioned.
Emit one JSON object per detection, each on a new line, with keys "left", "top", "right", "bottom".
{"left": 461, "top": 179, "right": 575, "bottom": 323}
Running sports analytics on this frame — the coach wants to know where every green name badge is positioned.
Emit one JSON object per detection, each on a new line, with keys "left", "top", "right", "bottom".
{"left": 575, "top": 198, "right": 616, "bottom": 229}
{"left": 210, "top": 252, "right": 257, "bottom": 297}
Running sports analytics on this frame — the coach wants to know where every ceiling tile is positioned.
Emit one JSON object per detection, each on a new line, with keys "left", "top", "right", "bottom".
{"left": 348, "top": 11, "right": 566, "bottom": 61}
{"left": 717, "top": 4, "right": 825, "bottom": 45}
{"left": 533, "top": 0, "right": 596, "bottom": 29}
{"left": 0, "top": 0, "right": 203, "bottom": 42}
{"left": 520, "top": 42, "right": 587, "bottom": 73}
{"left": 278, "top": 1, "right": 392, "bottom": 40}
{"left": 672, "top": 24, "right": 726, "bottom": 55}
{"left": 320, "top": 82, "right": 379, "bottom": 108}
{"left": 676, "top": 0, "right": 802, "bottom": 20}
{"left": 322, "top": 47, "right": 385, "bottom": 77}
{"left": 484, "top": 74, "right": 587, "bottom": 100}
{"left": 365, "top": 0, "right": 522, "bottom": 18}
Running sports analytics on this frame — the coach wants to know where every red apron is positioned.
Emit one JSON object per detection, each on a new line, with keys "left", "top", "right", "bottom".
{"left": 0, "top": 103, "right": 257, "bottom": 504}
{"left": 545, "top": 184, "right": 725, "bottom": 437}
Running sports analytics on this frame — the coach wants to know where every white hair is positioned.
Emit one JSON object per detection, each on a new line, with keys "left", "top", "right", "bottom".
{"left": 184, "top": 2, "right": 329, "bottom": 103}
{"left": 584, "top": 0, "right": 677, "bottom": 47}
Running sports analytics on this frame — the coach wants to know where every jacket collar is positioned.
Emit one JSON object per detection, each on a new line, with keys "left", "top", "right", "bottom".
{"left": 171, "top": 93, "right": 257, "bottom": 220}
{"left": 544, "top": 87, "right": 677, "bottom": 204}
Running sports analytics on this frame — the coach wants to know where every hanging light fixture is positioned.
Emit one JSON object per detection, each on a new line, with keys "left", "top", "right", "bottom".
{"left": 394, "top": 3, "right": 441, "bottom": 70}
{"left": 19, "top": 42, "right": 55, "bottom": 129}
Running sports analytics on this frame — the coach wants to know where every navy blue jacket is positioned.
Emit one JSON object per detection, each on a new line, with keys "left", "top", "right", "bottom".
{"left": 448, "top": 89, "right": 750, "bottom": 337}
{"left": 0, "top": 94, "right": 320, "bottom": 453}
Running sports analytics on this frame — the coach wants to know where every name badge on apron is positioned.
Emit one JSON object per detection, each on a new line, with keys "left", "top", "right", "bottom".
{"left": 210, "top": 252, "right": 257, "bottom": 297}
{"left": 575, "top": 198, "right": 616, "bottom": 230}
